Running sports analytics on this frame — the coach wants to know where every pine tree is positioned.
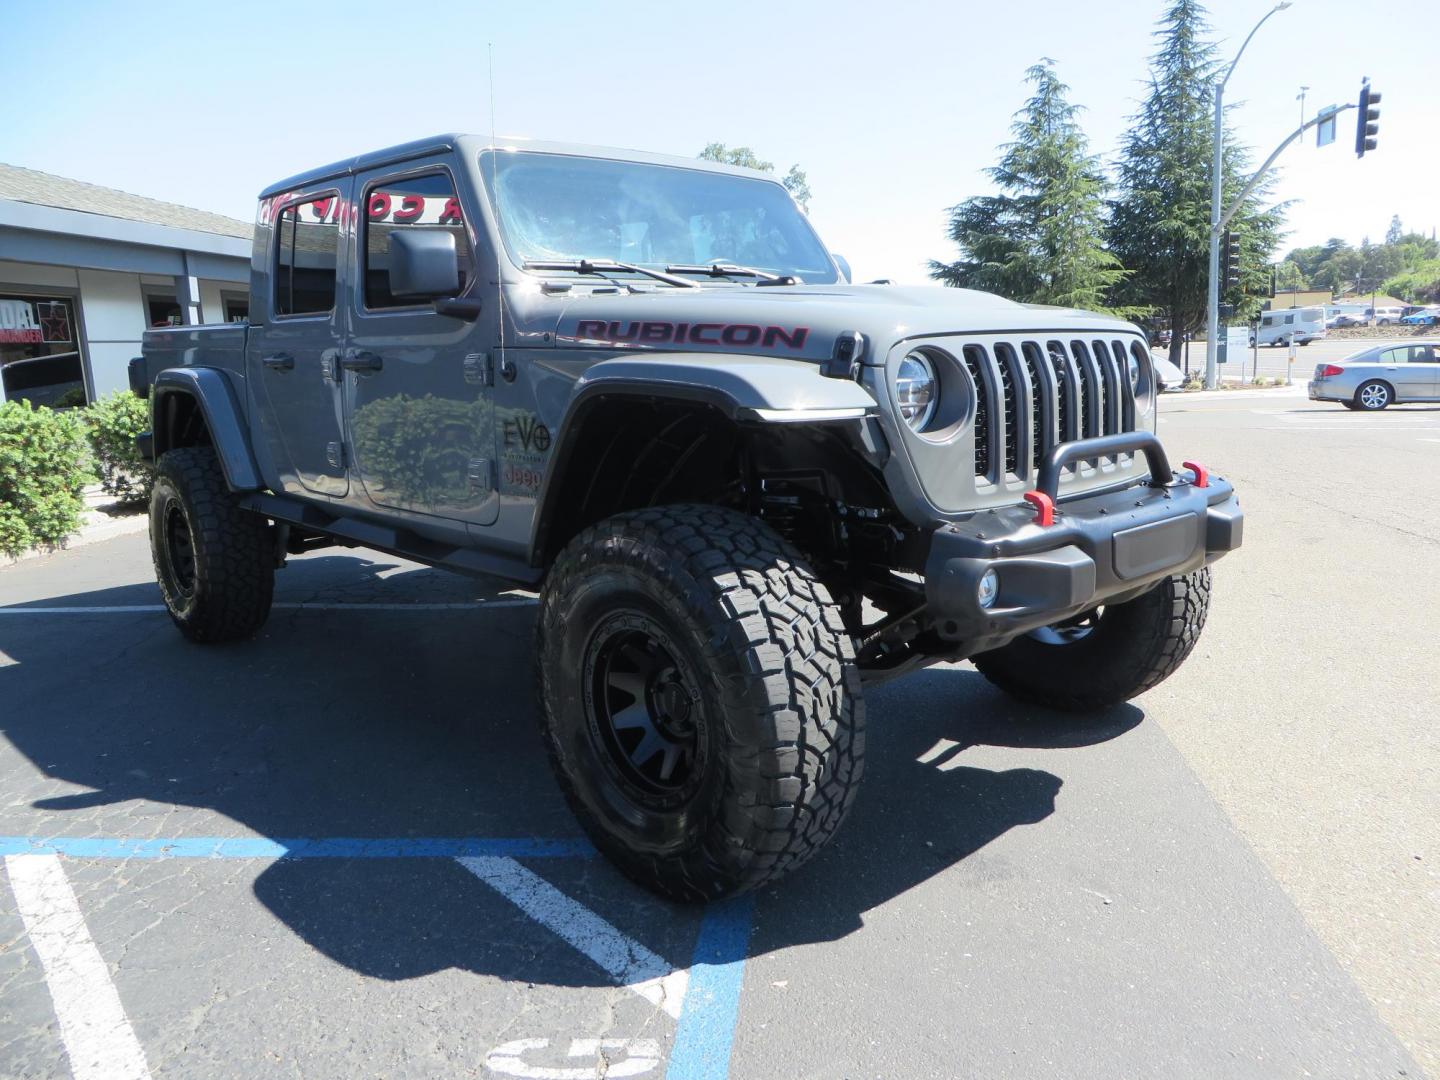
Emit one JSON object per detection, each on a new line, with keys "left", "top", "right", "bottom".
{"left": 1108, "top": 0, "right": 1285, "bottom": 365}
{"left": 929, "top": 60, "right": 1125, "bottom": 310}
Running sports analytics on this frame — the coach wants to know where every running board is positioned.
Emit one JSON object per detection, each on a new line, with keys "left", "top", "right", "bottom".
{"left": 238, "top": 492, "right": 543, "bottom": 586}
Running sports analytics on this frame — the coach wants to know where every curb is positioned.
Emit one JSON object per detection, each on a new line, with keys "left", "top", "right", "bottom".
{"left": 1, "top": 491, "right": 150, "bottom": 570}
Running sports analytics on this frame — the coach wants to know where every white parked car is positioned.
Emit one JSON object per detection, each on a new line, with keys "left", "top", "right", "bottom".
{"left": 1150, "top": 352, "right": 1186, "bottom": 390}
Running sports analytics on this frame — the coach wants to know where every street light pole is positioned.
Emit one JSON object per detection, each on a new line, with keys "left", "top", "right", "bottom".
{"left": 1205, "top": 2, "right": 1292, "bottom": 390}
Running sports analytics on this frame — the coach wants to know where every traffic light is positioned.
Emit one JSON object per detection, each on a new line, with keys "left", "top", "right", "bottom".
{"left": 1355, "top": 80, "right": 1381, "bottom": 157}
{"left": 1223, "top": 230, "right": 1242, "bottom": 291}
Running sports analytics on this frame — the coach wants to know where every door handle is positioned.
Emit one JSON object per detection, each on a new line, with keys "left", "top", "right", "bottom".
{"left": 261, "top": 353, "right": 294, "bottom": 371}
{"left": 339, "top": 350, "right": 383, "bottom": 373}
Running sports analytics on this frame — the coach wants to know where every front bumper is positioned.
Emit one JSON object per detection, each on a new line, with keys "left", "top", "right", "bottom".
{"left": 923, "top": 437, "right": 1242, "bottom": 655}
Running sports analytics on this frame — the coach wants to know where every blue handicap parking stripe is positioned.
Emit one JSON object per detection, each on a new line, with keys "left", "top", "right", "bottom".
{"left": 666, "top": 894, "right": 756, "bottom": 1080}
{"left": 0, "top": 836, "right": 595, "bottom": 858}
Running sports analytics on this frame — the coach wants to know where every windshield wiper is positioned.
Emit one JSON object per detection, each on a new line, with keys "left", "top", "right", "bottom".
{"left": 524, "top": 259, "right": 698, "bottom": 289}
{"left": 665, "top": 263, "right": 803, "bottom": 285}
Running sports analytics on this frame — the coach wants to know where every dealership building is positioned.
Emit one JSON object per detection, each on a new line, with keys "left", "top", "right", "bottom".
{"left": 0, "top": 163, "right": 252, "bottom": 407}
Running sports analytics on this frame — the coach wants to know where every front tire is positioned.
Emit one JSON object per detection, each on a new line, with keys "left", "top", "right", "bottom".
{"left": 150, "top": 447, "right": 274, "bottom": 643}
{"left": 536, "top": 505, "right": 864, "bottom": 901}
{"left": 973, "top": 569, "right": 1211, "bottom": 713}
{"left": 1355, "top": 380, "right": 1392, "bottom": 411}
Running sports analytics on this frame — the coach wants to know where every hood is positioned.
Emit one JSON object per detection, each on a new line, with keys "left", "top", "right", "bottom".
{"left": 505, "top": 283, "right": 1140, "bottom": 363}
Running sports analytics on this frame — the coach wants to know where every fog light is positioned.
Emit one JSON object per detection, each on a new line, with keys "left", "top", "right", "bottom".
{"left": 977, "top": 568, "right": 1000, "bottom": 609}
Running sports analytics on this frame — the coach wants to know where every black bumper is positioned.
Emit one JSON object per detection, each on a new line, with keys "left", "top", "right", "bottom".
{"left": 923, "top": 438, "right": 1242, "bottom": 654}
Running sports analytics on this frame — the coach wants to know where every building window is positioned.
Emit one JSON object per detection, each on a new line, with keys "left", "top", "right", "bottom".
{"left": 221, "top": 293, "right": 249, "bottom": 323}
{"left": 274, "top": 194, "right": 339, "bottom": 317}
{"left": 363, "top": 172, "right": 471, "bottom": 310}
{"left": 0, "top": 294, "right": 86, "bottom": 408}
{"left": 143, "top": 289, "right": 183, "bottom": 329}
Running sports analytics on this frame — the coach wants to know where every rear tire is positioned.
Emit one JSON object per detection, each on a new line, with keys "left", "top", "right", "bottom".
{"left": 150, "top": 447, "right": 274, "bottom": 643}
{"left": 972, "top": 569, "right": 1211, "bottom": 713}
{"left": 1355, "top": 380, "right": 1392, "bottom": 411}
{"left": 536, "top": 505, "right": 865, "bottom": 901}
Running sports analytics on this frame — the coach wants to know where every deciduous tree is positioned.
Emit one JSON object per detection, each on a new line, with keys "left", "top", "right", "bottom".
{"left": 698, "top": 143, "right": 811, "bottom": 211}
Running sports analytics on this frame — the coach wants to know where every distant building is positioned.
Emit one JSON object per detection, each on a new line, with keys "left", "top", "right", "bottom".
{"left": 1264, "top": 289, "right": 1332, "bottom": 311}
{"left": 0, "top": 164, "right": 251, "bottom": 407}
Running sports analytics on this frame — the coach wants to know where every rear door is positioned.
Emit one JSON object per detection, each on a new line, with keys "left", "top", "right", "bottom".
{"left": 250, "top": 185, "right": 350, "bottom": 497}
{"left": 1376, "top": 346, "right": 1431, "bottom": 399}
{"left": 343, "top": 159, "right": 498, "bottom": 526}
{"left": 1408, "top": 344, "right": 1440, "bottom": 399}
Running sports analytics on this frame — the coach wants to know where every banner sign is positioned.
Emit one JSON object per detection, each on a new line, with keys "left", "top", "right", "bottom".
{"left": 0, "top": 299, "right": 72, "bottom": 345}
{"left": 262, "top": 194, "right": 464, "bottom": 228}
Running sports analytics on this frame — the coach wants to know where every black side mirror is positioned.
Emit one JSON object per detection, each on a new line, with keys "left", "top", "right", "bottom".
{"left": 389, "top": 228, "right": 460, "bottom": 299}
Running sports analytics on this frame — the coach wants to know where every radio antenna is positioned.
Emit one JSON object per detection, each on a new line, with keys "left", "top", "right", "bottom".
{"left": 488, "top": 42, "right": 506, "bottom": 379}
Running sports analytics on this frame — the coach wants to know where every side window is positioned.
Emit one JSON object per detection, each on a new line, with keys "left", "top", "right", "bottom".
{"left": 274, "top": 195, "right": 339, "bottom": 317}
{"left": 363, "top": 172, "right": 472, "bottom": 310}
{"left": 1378, "top": 348, "right": 1405, "bottom": 364}
{"left": 1283, "top": 314, "right": 1295, "bottom": 325}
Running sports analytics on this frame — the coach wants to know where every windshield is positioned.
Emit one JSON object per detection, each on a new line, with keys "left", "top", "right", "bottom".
{"left": 482, "top": 151, "right": 839, "bottom": 284}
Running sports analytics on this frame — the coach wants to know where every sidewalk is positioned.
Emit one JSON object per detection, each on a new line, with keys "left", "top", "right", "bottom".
{"left": 1, "top": 486, "right": 149, "bottom": 569}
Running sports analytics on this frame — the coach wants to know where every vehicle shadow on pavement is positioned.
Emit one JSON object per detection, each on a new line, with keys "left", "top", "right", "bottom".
{"left": 0, "top": 552, "right": 1142, "bottom": 989}
{"left": 760, "top": 670, "right": 1139, "bottom": 945}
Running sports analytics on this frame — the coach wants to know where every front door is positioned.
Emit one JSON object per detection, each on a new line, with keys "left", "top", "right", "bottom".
{"left": 251, "top": 185, "right": 350, "bottom": 497}
{"left": 343, "top": 161, "right": 498, "bottom": 526}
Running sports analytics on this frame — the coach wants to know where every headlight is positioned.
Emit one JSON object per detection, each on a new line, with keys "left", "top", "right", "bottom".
{"left": 1128, "top": 352, "right": 1142, "bottom": 392}
{"left": 895, "top": 351, "right": 938, "bottom": 430}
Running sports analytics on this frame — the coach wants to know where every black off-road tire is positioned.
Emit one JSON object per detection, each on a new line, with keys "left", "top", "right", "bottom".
{"left": 150, "top": 447, "right": 274, "bottom": 643}
{"left": 972, "top": 569, "right": 1211, "bottom": 713}
{"left": 536, "top": 505, "right": 865, "bottom": 901}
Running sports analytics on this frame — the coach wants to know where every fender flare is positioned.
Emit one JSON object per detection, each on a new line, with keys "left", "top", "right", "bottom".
{"left": 527, "top": 352, "right": 877, "bottom": 565}
{"left": 151, "top": 368, "right": 263, "bottom": 492}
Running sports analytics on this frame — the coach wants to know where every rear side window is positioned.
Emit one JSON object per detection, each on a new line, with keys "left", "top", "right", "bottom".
{"left": 363, "top": 172, "right": 472, "bottom": 310}
{"left": 274, "top": 195, "right": 339, "bottom": 316}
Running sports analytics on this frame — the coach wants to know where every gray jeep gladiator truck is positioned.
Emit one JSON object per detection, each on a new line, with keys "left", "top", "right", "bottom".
{"left": 132, "top": 135, "right": 1242, "bottom": 900}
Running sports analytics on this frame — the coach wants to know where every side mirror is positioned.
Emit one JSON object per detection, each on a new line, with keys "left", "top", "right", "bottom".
{"left": 832, "top": 253, "right": 852, "bottom": 284}
{"left": 389, "top": 228, "right": 460, "bottom": 299}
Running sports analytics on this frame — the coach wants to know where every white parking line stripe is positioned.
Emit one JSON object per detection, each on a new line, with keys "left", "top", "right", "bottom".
{"left": 4, "top": 854, "right": 152, "bottom": 1080}
{"left": 458, "top": 855, "right": 688, "bottom": 1019}
{"left": 0, "top": 600, "right": 538, "bottom": 615}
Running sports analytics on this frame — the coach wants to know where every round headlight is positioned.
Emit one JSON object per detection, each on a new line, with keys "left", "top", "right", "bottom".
{"left": 1128, "top": 352, "right": 1142, "bottom": 392}
{"left": 895, "top": 351, "right": 938, "bottom": 431}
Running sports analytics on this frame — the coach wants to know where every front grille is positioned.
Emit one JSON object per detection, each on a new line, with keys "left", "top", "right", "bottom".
{"left": 961, "top": 345, "right": 991, "bottom": 479}
{"left": 961, "top": 336, "right": 1139, "bottom": 486}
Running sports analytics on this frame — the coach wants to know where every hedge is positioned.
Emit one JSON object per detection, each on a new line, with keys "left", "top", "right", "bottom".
{"left": 85, "top": 390, "right": 154, "bottom": 504}
{"left": 0, "top": 399, "right": 93, "bottom": 557}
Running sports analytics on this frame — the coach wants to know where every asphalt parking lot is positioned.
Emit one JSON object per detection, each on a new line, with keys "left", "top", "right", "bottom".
{"left": 1, "top": 389, "right": 1434, "bottom": 1079}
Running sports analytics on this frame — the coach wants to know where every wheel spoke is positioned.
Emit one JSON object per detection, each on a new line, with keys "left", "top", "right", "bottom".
{"left": 606, "top": 671, "right": 647, "bottom": 700}
{"left": 610, "top": 703, "right": 651, "bottom": 732}
{"left": 657, "top": 744, "right": 684, "bottom": 782}
{"left": 628, "top": 729, "right": 665, "bottom": 769}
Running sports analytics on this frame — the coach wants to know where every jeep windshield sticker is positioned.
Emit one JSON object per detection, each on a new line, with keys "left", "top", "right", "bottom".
{"left": 562, "top": 320, "right": 810, "bottom": 351}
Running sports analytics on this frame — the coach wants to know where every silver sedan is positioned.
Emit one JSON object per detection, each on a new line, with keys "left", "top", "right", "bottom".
{"left": 1307, "top": 341, "right": 1440, "bottom": 410}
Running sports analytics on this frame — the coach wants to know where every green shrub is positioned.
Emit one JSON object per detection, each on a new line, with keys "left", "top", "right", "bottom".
{"left": 84, "top": 390, "right": 154, "bottom": 504}
{"left": 0, "top": 399, "right": 92, "bottom": 557}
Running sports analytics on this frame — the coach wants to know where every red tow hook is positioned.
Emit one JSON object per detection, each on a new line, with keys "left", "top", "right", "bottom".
{"left": 1182, "top": 461, "right": 1209, "bottom": 488}
{"left": 1022, "top": 490, "right": 1055, "bottom": 527}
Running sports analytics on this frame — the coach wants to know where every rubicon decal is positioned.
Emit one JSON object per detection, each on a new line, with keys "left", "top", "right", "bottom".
{"left": 570, "top": 320, "right": 810, "bottom": 350}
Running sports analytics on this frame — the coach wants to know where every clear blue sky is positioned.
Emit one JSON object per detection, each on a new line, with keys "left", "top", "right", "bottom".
{"left": 2, "top": 0, "right": 1430, "bottom": 285}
